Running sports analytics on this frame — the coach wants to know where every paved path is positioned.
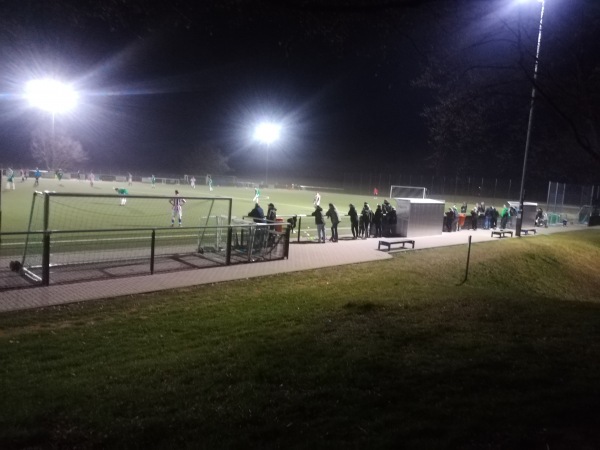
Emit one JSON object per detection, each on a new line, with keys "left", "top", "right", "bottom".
{"left": 0, "top": 225, "right": 586, "bottom": 313}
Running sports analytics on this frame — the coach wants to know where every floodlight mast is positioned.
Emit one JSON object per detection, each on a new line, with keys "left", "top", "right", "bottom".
{"left": 254, "top": 122, "right": 281, "bottom": 186}
{"left": 516, "top": 0, "right": 545, "bottom": 237}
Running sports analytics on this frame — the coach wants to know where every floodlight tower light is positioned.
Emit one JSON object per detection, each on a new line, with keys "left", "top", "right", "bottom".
{"left": 516, "top": 0, "right": 545, "bottom": 237}
{"left": 254, "top": 122, "right": 281, "bottom": 145}
{"left": 254, "top": 122, "right": 281, "bottom": 186}
{"left": 25, "top": 79, "right": 78, "bottom": 114}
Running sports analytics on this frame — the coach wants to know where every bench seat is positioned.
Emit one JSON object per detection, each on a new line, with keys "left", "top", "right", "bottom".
{"left": 491, "top": 230, "right": 513, "bottom": 238}
{"left": 521, "top": 228, "right": 537, "bottom": 235}
{"left": 378, "top": 240, "right": 415, "bottom": 251}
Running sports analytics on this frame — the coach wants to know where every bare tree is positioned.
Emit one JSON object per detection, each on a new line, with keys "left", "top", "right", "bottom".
{"left": 30, "top": 128, "right": 88, "bottom": 171}
{"left": 184, "top": 143, "right": 231, "bottom": 175}
{"left": 414, "top": 0, "right": 600, "bottom": 182}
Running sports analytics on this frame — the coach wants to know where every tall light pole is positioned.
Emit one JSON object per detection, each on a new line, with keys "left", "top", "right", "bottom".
{"left": 253, "top": 122, "right": 281, "bottom": 187}
{"left": 516, "top": 0, "right": 545, "bottom": 237}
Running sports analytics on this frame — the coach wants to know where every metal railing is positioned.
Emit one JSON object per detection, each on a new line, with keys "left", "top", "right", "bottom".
{"left": 0, "top": 223, "right": 290, "bottom": 290}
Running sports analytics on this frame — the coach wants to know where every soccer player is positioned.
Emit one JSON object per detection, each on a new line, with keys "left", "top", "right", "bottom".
{"left": 170, "top": 189, "right": 186, "bottom": 227}
{"left": 89, "top": 172, "right": 95, "bottom": 187}
{"left": 151, "top": 174, "right": 156, "bottom": 188}
{"left": 6, "top": 168, "right": 15, "bottom": 190}
{"left": 252, "top": 187, "right": 260, "bottom": 203}
{"left": 34, "top": 168, "right": 41, "bottom": 186}
{"left": 114, "top": 187, "right": 128, "bottom": 205}
{"left": 207, "top": 175, "right": 213, "bottom": 191}
{"left": 128, "top": 173, "right": 133, "bottom": 186}
{"left": 313, "top": 192, "right": 321, "bottom": 207}
{"left": 190, "top": 176, "right": 196, "bottom": 189}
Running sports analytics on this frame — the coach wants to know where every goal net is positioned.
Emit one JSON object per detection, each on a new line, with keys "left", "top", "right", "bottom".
{"left": 389, "top": 185, "right": 427, "bottom": 199}
{"left": 20, "top": 191, "right": 233, "bottom": 280}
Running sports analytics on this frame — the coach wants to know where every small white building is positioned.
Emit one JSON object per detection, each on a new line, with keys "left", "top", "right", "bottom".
{"left": 393, "top": 198, "right": 445, "bottom": 237}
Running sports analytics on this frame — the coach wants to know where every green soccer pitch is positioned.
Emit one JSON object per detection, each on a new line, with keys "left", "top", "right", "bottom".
{"left": 0, "top": 178, "right": 394, "bottom": 233}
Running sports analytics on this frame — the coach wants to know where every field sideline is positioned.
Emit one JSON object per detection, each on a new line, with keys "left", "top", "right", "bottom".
{"left": 1, "top": 177, "right": 551, "bottom": 233}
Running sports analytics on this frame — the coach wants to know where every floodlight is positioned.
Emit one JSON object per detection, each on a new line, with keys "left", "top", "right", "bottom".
{"left": 254, "top": 122, "right": 281, "bottom": 145}
{"left": 25, "top": 78, "right": 78, "bottom": 114}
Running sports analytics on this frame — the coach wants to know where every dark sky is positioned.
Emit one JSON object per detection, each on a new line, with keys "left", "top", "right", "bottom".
{"left": 0, "top": 0, "right": 436, "bottom": 179}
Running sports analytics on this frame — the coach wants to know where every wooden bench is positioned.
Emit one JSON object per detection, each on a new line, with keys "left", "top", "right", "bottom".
{"left": 491, "top": 230, "right": 513, "bottom": 238}
{"left": 378, "top": 239, "right": 415, "bottom": 251}
{"left": 521, "top": 228, "right": 537, "bottom": 235}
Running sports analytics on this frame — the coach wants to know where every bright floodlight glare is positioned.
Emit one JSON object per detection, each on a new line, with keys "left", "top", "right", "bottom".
{"left": 25, "top": 79, "right": 78, "bottom": 114}
{"left": 254, "top": 122, "right": 281, "bottom": 144}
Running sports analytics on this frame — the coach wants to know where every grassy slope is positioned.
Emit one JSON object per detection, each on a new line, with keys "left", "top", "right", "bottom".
{"left": 1, "top": 229, "right": 599, "bottom": 449}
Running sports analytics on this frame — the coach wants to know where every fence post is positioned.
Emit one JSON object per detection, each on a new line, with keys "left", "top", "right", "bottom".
{"left": 226, "top": 226, "right": 232, "bottom": 265}
{"left": 284, "top": 224, "right": 291, "bottom": 259}
{"left": 297, "top": 216, "right": 302, "bottom": 243}
{"left": 42, "top": 231, "right": 50, "bottom": 286}
{"left": 150, "top": 229, "right": 156, "bottom": 274}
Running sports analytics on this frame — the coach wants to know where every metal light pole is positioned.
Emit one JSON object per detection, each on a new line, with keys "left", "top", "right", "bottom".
{"left": 516, "top": 0, "right": 545, "bottom": 237}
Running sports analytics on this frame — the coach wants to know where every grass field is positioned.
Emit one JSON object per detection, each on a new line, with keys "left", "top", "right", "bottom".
{"left": 1, "top": 228, "right": 599, "bottom": 449}
{"left": 1, "top": 177, "right": 552, "bottom": 233}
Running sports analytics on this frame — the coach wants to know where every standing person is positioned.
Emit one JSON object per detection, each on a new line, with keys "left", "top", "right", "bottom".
{"left": 190, "top": 176, "right": 196, "bottom": 189}
{"left": 360, "top": 202, "right": 372, "bottom": 238}
{"left": 6, "top": 168, "right": 15, "bottom": 190}
{"left": 266, "top": 203, "right": 277, "bottom": 243}
{"left": 313, "top": 192, "right": 321, "bottom": 207}
{"left": 114, "top": 187, "right": 128, "bottom": 205}
{"left": 311, "top": 205, "right": 326, "bottom": 243}
{"left": 57, "top": 169, "right": 63, "bottom": 182}
{"left": 248, "top": 202, "right": 266, "bottom": 248}
{"left": 20, "top": 169, "right": 26, "bottom": 182}
{"left": 128, "top": 173, "right": 133, "bottom": 186}
{"left": 151, "top": 174, "right": 156, "bottom": 188}
{"left": 325, "top": 203, "right": 340, "bottom": 242}
{"left": 373, "top": 187, "right": 379, "bottom": 199}
{"left": 170, "top": 190, "right": 186, "bottom": 227}
{"left": 34, "top": 168, "right": 41, "bottom": 187}
{"left": 484, "top": 205, "right": 493, "bottom": 230}
{"left": 500, "top": 204, "right": 509, "bottom": 229}
{"left": 348, "top": 204, "right": 359, "bottom": 239}
{"left": 207, "top": 175, "right": 213, "bottom": 191}
{"left": 89, "top": 171, "right": 95, "bottom": 187}
{"left": 373, "top": 204, "right": 383, "bottom": 238}
{"left": 248, "top": 202, "right": 265, "bottom": 223}
{"left": 252, "top": 187, "right": 260, "bottom": 203}
{"left": 470, "top": 206, "right": 478, "bottom": 230}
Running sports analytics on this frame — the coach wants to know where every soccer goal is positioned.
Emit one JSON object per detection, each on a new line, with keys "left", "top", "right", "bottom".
{"left": 389, "top": 185, "right": 427, "bottom": 199}
{"left": 19, "top": 191, "right": 233, "bottom": 284}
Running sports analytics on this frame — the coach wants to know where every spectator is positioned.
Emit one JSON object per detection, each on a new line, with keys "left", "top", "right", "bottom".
{"left": 311, "top": 205, "right": 326, "bottom": 243}
{"left": 325, "top": 203, "right": 340, "bottom": 242}
{"left": 500, "top": 204, "right": 509, "bottom": 229}
{"left": 373, "top": 204, "right": 383, "bottom": 238}
{"left": 348, "top": 204, "right": 359, "bottom": 239}
{"left": 470, "top": 206, "right": 478, "bottom": 230}
{"left": 360, "top": 202, "right": 372, "bottom": 238}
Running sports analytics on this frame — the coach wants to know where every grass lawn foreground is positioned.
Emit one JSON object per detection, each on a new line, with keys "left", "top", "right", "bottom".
{"left": 1, "top": 227, "right": 600, "bottom": 449}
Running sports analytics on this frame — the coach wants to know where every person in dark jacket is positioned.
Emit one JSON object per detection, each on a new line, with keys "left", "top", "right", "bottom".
{"left": 360, "top": 202, "right": 372, "bottom": 239}
{"left": 373, "top": 204, "right": 383, "bottom": 238}
{"left": 248, "top": 203, "right": 265, "bottom": 248}
{"left": 348, "top": 204, "right": 359, "bottom": 239}
{"left": 248, "top": 203, "right": 265, "bottom": 223}
{"left": 325, "top": 203, "right": 340, "bottom": 242}
{"left": 470, "top": 206, "right": 478, "bottom": 230}
{"left": 311, "top": 205, "right": 326, "bottom": 243}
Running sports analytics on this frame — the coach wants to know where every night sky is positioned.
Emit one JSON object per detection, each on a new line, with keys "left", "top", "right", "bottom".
{"left": 0, "top": 0, "right": 598, "bottom": 183}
